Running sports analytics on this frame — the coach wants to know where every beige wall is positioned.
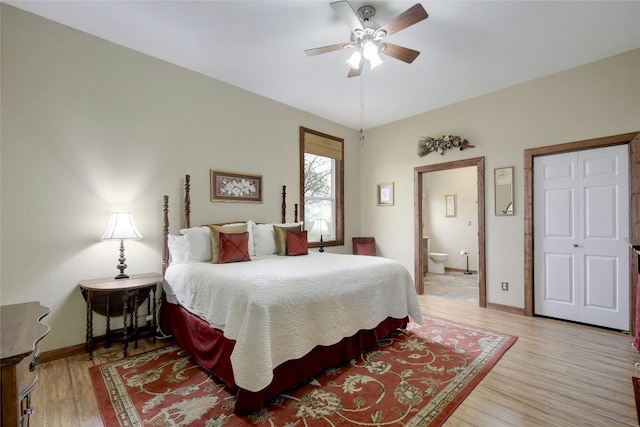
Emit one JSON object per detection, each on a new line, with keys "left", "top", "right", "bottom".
{"left": 0, "top": 6, "right": 360, "bottom": 352}
{"left": 423, "top": 166, "right": 479, "bottom": 271}
{"left": 361, "top": 48, "right": 640, "bottom": 308}
{"left": 2, "top": 4, "right": 639, "bottom": 352}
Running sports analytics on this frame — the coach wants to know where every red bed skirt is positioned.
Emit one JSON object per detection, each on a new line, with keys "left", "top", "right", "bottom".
{"left": 159, "top": 296, "right": 408, "bottom": 414}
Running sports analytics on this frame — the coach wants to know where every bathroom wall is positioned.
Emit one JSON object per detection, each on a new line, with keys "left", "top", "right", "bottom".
{"left": 423, "top": 166, "right": 478, "bottom": 271}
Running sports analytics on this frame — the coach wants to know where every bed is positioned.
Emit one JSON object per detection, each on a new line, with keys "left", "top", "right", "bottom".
{"left": 159, "top": 175, "right": 423, "bottom": 415}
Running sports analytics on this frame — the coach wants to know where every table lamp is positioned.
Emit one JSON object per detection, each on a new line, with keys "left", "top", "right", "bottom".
{"left": 310, "top": 219, "right": 330, "bottom": 253}
{"left": 101, "top": 212, "right": 142, "bottom": 279}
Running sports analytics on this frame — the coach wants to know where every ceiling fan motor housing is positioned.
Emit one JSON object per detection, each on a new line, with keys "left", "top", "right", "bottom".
{"left": 351, "top": 5, "right": 385, "bottom": 50}
{"left": 357, "top": 5, "right": 376, "bottom": 22}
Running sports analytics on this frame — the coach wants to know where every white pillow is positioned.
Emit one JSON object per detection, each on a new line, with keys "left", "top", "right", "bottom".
{"left": 167, "top": 234, "right": 186, "bottom": 264}
{"left": 252, "top": 222, "right": 303, "bottom": 256}
{"left": 181, "top": 226, "right": 211, "bottom": 262}
{"left": 246, "top": 220, "right": 256, "bottom": 257}
{"left": 253, "top": 223, "right": 277, "bottom": 256}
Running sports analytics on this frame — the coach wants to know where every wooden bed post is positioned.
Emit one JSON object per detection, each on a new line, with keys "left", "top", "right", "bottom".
{"left": 294, "top": 204, "right": 298, "bottom": 223}
{"left": 184, "top": 175, "right": 191, "bottom": 229}
{"left": 281, "top": 185, "right": 286, "bottom": 224}
{"left": 162, "top": 195, "right": 169, "bottom": 277}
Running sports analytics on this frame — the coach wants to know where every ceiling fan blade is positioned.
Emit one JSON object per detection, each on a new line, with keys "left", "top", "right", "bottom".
{"left": 330, "top": 1, "right": 363, "bottom": 32}
{"left": 377, "top": 3, "right": 428, "bottom": 37}
{"left": 381, "top": 43, "right": 421, "bottom": 64}
{"left": 347, "top": 60, "right": 363, "bottom": 78}
{"left": 305, "top": 43, "right": 349, "bottom": 56}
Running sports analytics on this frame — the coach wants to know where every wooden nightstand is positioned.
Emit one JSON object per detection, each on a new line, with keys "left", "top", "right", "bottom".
{"left": 1, "top": 302, "right": 50, "bottom": 427}
{"left": 78, "top": 272, "right": 162, "bottom": 359}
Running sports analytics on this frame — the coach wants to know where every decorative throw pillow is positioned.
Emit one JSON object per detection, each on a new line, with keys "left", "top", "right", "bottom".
{"left": 207, "top": 224, "right": 247, "bottom": 263}
{"left": 273, "top": 224, "right": 302, "bottom": 256}
{"left": 287, "top": 230, "right": 308, "bottom": 256}
{"left": 218, "top": 231, "right": 251, "bottom": 264}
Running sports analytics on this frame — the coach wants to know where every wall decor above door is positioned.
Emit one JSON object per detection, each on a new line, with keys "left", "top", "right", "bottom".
{"left": 417, "top": 135, "right": 473, "bottom": 157}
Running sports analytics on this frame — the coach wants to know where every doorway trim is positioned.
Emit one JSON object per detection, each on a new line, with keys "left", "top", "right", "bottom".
{"left": 414, "top": 156, "right": 486, "bottom": 307}
{"left": 523, "top": 131, "right": 640, "bottom": 320}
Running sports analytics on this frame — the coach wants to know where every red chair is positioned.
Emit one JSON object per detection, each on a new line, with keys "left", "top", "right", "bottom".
{"left": 352, "top": 237, "right": 376, "bottom": 256}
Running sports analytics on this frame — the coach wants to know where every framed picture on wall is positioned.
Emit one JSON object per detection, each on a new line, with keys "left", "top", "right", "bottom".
{"left": 445, "top": 194, "right": 457, "bottom": 217}
{"left": 210, "top": 169, "right": 262, "bottom": 203}
{"left": 377, "top": 182, "right": 394, "bottom": 206}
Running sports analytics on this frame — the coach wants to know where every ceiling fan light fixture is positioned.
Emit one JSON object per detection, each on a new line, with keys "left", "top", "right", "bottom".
{"left": 362, "top": 41, "right": 383, "bottom": 69}
{"left": 368, "top": 50, "right": 383, "bottom": 69}
{"left": 347, "top": 50, "right": 362, "bottom": 69}
{"left": 362, "top": 41, "right": 377, "bottom": 60}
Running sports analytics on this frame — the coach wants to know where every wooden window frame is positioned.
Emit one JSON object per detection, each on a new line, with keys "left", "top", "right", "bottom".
{"left": 299, "top": 127, "right": 344, "bottom": 249}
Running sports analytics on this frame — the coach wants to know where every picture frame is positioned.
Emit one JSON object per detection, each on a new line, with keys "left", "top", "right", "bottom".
{"left": 377, "top": 182, "right": 394, "bottom": 206}
{"left": 210, "top": 170, "right": 262, "bottom": 203}
{"left": 445, "top": 194, "right": 457, "bottom": 217}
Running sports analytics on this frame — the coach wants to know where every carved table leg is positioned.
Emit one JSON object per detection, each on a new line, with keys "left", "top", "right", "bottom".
{"left": 152, "top": 284, "right": 157, "bottom": 344}
{"left": 122, "top": 292, "right": 129, "bottom": 357}
{"left": 133, "top": 292, "right": 139, "bottom": 349}
{"left": 105, "top": 293, "right": 111, "bottom": 348}
{"left": 85, "top": 289, "right": 94, "bottom": 360}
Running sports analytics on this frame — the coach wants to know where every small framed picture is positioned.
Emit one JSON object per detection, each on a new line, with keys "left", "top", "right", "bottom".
{"left": 377, "top": 182, "right": 394, "bottom": 206}
{"left": 445, "top": 194, "right": 457, "bottom": 217}
{"left": 210, "top": 170, "right": 262, "bottom": 203}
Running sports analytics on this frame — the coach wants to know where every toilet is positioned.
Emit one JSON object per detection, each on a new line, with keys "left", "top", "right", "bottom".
{"left": 428, "top": 252, "right": 449, "bottom": 274}
{"left": 425, "top": 237, "right": 449, "bottom": 274}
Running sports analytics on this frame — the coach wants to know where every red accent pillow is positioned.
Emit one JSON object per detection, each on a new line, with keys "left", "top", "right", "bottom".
{"left": 219, "top": 231, "right": 251, "bottom": 263}
{"left": 287, "top": 230, "right": 308, "bottom": 256}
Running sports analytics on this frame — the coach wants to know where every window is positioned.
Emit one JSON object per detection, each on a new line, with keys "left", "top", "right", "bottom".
{"left": 299, "top": 127, "right": 344, "bottom": 248}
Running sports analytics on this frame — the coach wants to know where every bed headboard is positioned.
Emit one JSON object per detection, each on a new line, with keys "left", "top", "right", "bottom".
{"left": 162, "top": 174, "right": 298, "bottom": 276}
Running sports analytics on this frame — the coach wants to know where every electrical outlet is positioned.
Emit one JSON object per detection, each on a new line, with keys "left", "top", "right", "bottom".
{"left": 501, "top": 281, "right": 509, "bottom": 291}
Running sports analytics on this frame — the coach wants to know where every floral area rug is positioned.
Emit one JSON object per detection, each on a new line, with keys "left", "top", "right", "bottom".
{"left": 90, "top": 316, "right": 516, "bottom": 426}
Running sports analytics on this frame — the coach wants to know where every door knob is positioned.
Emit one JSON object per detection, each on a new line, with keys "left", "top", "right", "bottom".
{"left": 573, "top": 244, "right": 578, "bottom": 247}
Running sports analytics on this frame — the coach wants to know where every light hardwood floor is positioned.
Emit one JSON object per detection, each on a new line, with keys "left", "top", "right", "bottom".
{"left": 31, "top": 295, "right": 640, "bottom": 426}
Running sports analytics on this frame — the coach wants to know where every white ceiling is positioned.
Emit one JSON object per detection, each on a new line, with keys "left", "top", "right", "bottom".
{"left": 6, "top": 1, "right": 640, "bottom": 130}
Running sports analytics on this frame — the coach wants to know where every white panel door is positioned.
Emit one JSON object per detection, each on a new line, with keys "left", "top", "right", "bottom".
{"left": 534, "top": 145, "right": 629, "bottom": 330}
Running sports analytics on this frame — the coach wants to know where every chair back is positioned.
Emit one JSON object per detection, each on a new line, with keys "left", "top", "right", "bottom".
{"left": 352, "top": 237, "right": 376, "bottom": 256}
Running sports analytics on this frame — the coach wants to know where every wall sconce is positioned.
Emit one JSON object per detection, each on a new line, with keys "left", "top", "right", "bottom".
{"left": 101, "top": 212, "right": 142, "bottom": 279}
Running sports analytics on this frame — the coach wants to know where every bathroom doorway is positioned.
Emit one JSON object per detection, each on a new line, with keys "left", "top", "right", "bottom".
{"left": 423, "top": 166, "right": 479, "bottom": 303}
{"left": 414, "top": 157, "right": 486, "bottom": 307}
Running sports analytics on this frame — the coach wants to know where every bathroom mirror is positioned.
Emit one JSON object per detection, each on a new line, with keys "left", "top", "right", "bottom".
{"left": 494, "top": 166, "right": 514, "bottom": 216}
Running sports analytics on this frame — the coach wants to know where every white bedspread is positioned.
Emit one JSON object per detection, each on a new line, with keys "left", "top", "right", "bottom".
{"left": 163, "top": 252, "right": 423, "bottom": 392}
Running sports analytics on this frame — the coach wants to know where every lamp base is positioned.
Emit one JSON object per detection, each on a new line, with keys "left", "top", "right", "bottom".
{"left": 114, "top": 239, "right": 129, "bottom": 279}
{"left": 318, "top": 235, "right": 325, "bottom": 253}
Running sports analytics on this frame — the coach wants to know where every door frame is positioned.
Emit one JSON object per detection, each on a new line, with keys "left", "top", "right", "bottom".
{"left": 414, "top": 157, "right": 486, "bottom": 307}
{"left": 523, "top": 132, "right": 640, "bottom": 322}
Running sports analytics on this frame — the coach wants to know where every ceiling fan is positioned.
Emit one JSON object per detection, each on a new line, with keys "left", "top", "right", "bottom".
{"left": 305, "top": 1, "right": 428, "bottom": 77}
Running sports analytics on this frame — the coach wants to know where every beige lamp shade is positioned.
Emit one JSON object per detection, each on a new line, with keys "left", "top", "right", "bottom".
{"left": 101, "top": 212, "right": 142, "bottom": 241}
